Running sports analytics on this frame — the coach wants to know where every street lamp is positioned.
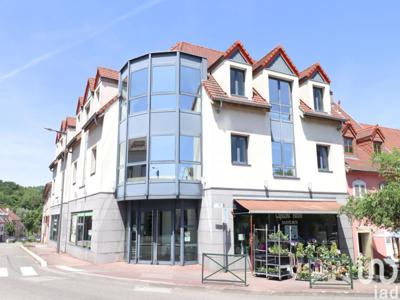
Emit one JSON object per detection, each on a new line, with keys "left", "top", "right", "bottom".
{"left": 44, "top": 127, "right": 67, "bottom": 254}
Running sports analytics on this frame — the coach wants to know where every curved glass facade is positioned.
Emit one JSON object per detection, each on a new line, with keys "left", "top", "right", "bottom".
{"left": 117, "top": 52, "right": 206, "bottom": 200}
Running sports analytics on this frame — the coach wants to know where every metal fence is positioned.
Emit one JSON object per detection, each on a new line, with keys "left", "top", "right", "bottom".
{"left": 308, "top": 258, "right": 353, "bottom": 289}
{"left": 201, "top": 253, "right": 247, "bottom": 286}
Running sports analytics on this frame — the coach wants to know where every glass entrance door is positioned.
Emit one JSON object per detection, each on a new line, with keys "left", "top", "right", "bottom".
{"left": 139, "top": 210, "right": 153, "bottom": 262}
{"left": 156, "top": 210, "right": 172, "bottom": 262}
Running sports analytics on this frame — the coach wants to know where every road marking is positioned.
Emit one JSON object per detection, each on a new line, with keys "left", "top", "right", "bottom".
{"left": 55, "top": 265, "right": 83, "bottom": 272}
{"left": 0, "top": 268, "right": 8, "bottom": 277}
{"left": 20, "top": 266, "right": 38, "bottom": 276}
{"left": 133, "top": 286, "right": 172, "bottom": 294}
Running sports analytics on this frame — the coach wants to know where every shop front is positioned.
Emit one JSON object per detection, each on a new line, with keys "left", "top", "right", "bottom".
{"left": 233, "top": 200, "right": 342, "bottom": 255}
{"left": 126, "top": 199, "right": 199, "bottom": 265}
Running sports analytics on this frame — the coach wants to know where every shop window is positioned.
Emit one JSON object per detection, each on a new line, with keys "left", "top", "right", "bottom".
{"left": 313, "top": 87, "right": 324, "bottom": 112}
{"left": 344, "top": 137, "right": 353, "bottom": 153}
{"left": 231, "top": 134, "right": 248, "bottom": 165}
{"left": 184, "top": 208, "right": 198, "bottom": 261}
{"left": 70, "top": 211, "right": 92, "bottom": 249}
{"left": 127, "top": 138, "right": 147, "bottom": 182}
{"left": 50, "top": 215, "right": 59, "bottom": 241}
{"left": 353, "top": 180, "right": 367, "bottom": 198}
{"left": 230, "top": 68, "right": 245, "bottom": 96}
{"left": 317, "top": 145, "right": 330, "bottom": 171}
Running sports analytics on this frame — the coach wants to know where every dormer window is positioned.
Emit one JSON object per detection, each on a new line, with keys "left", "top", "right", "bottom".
{"left": 230, "top": 68, "right": 245, "bottom": 96}
{"left": 373, "top": 141, "right": 382, "bottom": 153}
{"left": 344, "top": 137, "right": 354, "bottom": 154}
{"left": 313, "top": 87, "right": 324, "bottom": 112}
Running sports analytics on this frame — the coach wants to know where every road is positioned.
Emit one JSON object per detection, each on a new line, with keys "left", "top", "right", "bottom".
{"left": 0, "top": 243, "right": 372, "bottom": 300}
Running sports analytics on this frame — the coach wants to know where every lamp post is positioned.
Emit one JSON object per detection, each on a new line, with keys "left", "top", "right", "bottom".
{"left": 45, "top": 127, "right": 67, "bottom": 254}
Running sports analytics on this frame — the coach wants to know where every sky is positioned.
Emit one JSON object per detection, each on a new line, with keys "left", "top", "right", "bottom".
{"left": 0, "top": 0, "right": 399, "bottom": 187}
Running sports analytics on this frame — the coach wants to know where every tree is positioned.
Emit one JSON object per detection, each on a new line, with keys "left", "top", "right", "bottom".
{"left": 341, "top": 148, "right": 400, "bottom": 231}
{"left": 5, "top": 221, "right": 15, "bottom": 237}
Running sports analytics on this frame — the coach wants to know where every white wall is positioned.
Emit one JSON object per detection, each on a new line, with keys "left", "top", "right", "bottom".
{"left": 299, "top": 79, "right": 331, "bottom": 113}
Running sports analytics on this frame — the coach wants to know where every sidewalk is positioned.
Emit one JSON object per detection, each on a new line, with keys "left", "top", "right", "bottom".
{"left": 29, "top": 244, "right": 397, "bottom": 296}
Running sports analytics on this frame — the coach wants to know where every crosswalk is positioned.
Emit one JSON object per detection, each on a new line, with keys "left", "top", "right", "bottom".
{"left": 0, "top": 265, "right": 83, "bottom": 278}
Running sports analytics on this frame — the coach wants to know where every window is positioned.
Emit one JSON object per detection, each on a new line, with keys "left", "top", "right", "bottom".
{"left": 72, "top": 161, "right": 77, "bottom": 185}
{"left": 313, "top": 87, "right": 324, "bottom": 112}
{"left": 180, "top": 95, "right": 201, "bottom": 112}
{"left": 150, "top": 136, "right": 175, "bottom": 161}
{"left": 149, "top": 163, "right": 175, "bottom": 180}
{"left": 180, "top": 66, "right": 201, "bottom": 95}
{"left": 179, "top": 164, "right": 201, "bottom": 181}
{"left": 70, "top": 211, "right": 92, "bottom": 249}
{"left": 317, "top": 145, "right": 330, "bottom": 171}
{"left": 230, "top": 68, "right": 245, "bottom": 96}
{"left": 120, "top": 77, "right": 128, "bottom": 121}
{"left": 353, "top": 180, "right": 367, "bottom": 198}
{"left": 127, "top": 138, "right": 146, "bottom": 182}
{"left": 180, "top": 136, "right": 200, "bottom": 162}
{"left": 50, "top": 215, "right": 59, "bottom": 241}
{"left": 130, "top": 68, "right": 148, "bottom": 98}
{"left": 96, "top": 88, "right": 100, "bottom": 101}
{"left": 231, "top": 135, "right": 248, "bottom": 164}
{"left": 152, "top": 65, "right": 176, "bottom": 93}
{"left": 344, "top": 137, "right": 353, "bottom": 153}
{"left": 151, "top": 94, "right": 176, "bottom": 111}
{"left": 90, "top": 147, "right": 97, "bottom": 175}
{"left": 374, "top": 142, "right": 382, "bottom": 153}
{"left": 269, "top": 78, "right": 295, "bottom": 176}
{"left": 129, "top": 97, "right": 147, "bottom": 115}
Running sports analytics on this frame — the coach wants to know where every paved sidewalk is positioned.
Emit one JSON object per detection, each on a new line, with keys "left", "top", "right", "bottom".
{"left": 29, "top": 244, "right": 398, "bottom": 296}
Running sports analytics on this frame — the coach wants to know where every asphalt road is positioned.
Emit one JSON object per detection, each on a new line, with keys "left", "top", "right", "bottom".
{"left": 0, "top": 243, "right": 372, "bottom": 300}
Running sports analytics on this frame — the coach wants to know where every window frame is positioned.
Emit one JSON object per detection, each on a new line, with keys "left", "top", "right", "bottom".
{"left": 90, "top": 146, "right": 97, "bottom": 176}
{"left": 373, "top": 141, "right": 382, "bottom": 154}
{"left": 72, "top": 161, "right": 77, "bottom": 185}
{"left": 230, "top": 67, "right": 246, "bottom": 97}
{"left": 69, "top": 211, "right": 93, "bottom": 249}
{"left": 353, "top": 180, "right": 367, "bottom": 198}
{"left": 313, "top": 86, "right": 324, "bottom": 112}
{"left": 316, "top": 144, "right": 330, "bottom": 172}
{"left": 231, "top": 134, "right": 249, "bottom": 165}
{"left": 344, "top": 137, "right": 354, "bottom": 154}
{"left": 126, "top": 137, "right": 147, "bottom": 183}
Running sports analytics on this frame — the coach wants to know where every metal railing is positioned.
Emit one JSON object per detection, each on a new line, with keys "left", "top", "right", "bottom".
{"left": 201, "top": 253, "right": 247, "bottom": 286}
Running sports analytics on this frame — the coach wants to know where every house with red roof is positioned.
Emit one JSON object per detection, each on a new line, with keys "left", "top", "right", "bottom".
{"left": 45, "top": 41, "right": 354, "bottom": 266}
{"left": 0, "top": 207, "right": 23, "bottom": 241}
{"left": 335, "top": 103, "right": 400, "bottom": 261}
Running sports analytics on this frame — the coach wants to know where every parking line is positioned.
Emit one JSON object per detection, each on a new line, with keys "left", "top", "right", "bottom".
{"left": 20, "top": 266, "right": 38, "bottom": 276}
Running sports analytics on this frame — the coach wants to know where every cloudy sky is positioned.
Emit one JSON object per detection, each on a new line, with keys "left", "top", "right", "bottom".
{"left": 0, "top": 0, "right": 399, "bottom": 186}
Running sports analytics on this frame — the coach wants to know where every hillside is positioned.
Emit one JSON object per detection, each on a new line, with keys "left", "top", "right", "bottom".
{"left": 0, "top": 180, "right": 43, "bottom": 234}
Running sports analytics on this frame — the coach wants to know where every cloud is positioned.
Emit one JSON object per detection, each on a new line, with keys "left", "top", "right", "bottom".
{"left": 0, "top": 0, "right": 164, "bottom": 83}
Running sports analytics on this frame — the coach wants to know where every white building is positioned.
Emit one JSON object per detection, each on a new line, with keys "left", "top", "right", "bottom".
{"left": 44, "top": 42, "right": 353, "bottom": 265}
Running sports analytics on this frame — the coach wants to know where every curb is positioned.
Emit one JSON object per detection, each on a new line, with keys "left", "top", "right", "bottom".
{"left": 20, "top": 244, "right": 48, "bottom": 267}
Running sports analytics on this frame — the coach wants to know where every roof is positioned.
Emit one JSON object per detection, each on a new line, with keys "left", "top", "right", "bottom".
{"left": 299, "top": 100, "right": 346, "bottom": 122}
{"left": 214, "top": 40, "right": 255, "bottom": 67}
{"left": 43, "top": 182, "right": 52, "bottom": 200}
{"left": 82, "top": 78, "right": 95, "bottom": 106}
{"left": 171, "top": 41, "right": 224, "bottom": 67}
{"left": 253, "top": 45, "right": 300, "bottom": 76}
{"left": 299, "top": 63, "right": 331, "bottom": 84}
{"left": 202, "top": 75, "right": 270, "bottom": 109}
{"left": 235, "top": 200, "right": 341, "bottom": 214}
{"left": 337, "top": 103, "right": 400, "bottom": 172}
{"left": 82, "top": 95, "right": 118, "bottom": 130}
{"left": 0, "top": 208, "right": 21, "bottom": 222}
{"left": 55, "top": 117, "right": 76, "bottom": 143}
{"left": 94, "top": 66, "right": 119, "bottom": 89}
{"left": 75, "top": 96, "right": 84, "bottom": 115}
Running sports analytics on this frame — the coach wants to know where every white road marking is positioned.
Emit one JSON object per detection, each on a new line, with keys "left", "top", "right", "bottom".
{"left": 0, "top": 268, "right": 8, "bottom": 277}
{"left": 20, "top": 266, "right": 38, "bottom": 276}
{"left": 133, "top": 286, "right": 172, "bottom": 294}
{"left": 55, "top": 265, "right": 83, "bottom": 272}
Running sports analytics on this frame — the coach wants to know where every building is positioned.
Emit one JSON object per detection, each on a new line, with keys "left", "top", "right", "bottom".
{"left": 44, "top": 41, "right": 353, "bottom": 264}
{"left": 0, "top": 208, "right": 23, "bottom": 241}
{"left": 41, "top": 182, "right": 52, "bottom": 243}
{"left": 336, "top": 104, "right": 400, "bottom": 261}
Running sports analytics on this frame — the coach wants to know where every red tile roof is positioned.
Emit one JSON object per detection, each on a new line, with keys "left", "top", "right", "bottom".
{"left": 94, "top": 66, "right": 119, "bottom": 89}
{"left": 82, "top": 95, "right": 118, "bottom": 130}
{"left": 221, "top": 40, "right": 255, "bottom": 65}
{"left": 299, "top": 63, "right": 331, "bottom": 84}
{"left": 75, "top": 96, "right": 84, "bottom": 115}
{"left": 299, "top": 100, "right": 345, "bottom": 122}
{"left": 253, "top": 45, "right": 300, "bottom": 76}
{"left": 202, "top": 75, "right": 269, "bottom": 109}
{"left": 82, "top": 78, "right": 95, "bottom": 106}
{"left": 171, "top": 41, "right": 224, "bottom": 67}
{"left": 0, "top": 208, "right": 21, "bottom": 222}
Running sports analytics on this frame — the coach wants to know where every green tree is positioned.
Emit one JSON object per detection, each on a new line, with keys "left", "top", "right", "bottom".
{"left": 5, "top": 221, "right": 15, "bottom": 236}
{"left": 341, "top": 148, "right": 400, "bottom": 231}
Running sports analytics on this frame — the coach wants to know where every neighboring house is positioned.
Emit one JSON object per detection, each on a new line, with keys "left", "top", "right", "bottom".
{"left": 45, "top": 42, "right": 353, "bottom": 265}
{"left": 336, "top": 103, "right": 400, "bottom": 261}
{"left": 41, "top": 182, "right": 52, "bottom": 243}
{"left": 0, "top": 207, "right": 23, "bottom": 241}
